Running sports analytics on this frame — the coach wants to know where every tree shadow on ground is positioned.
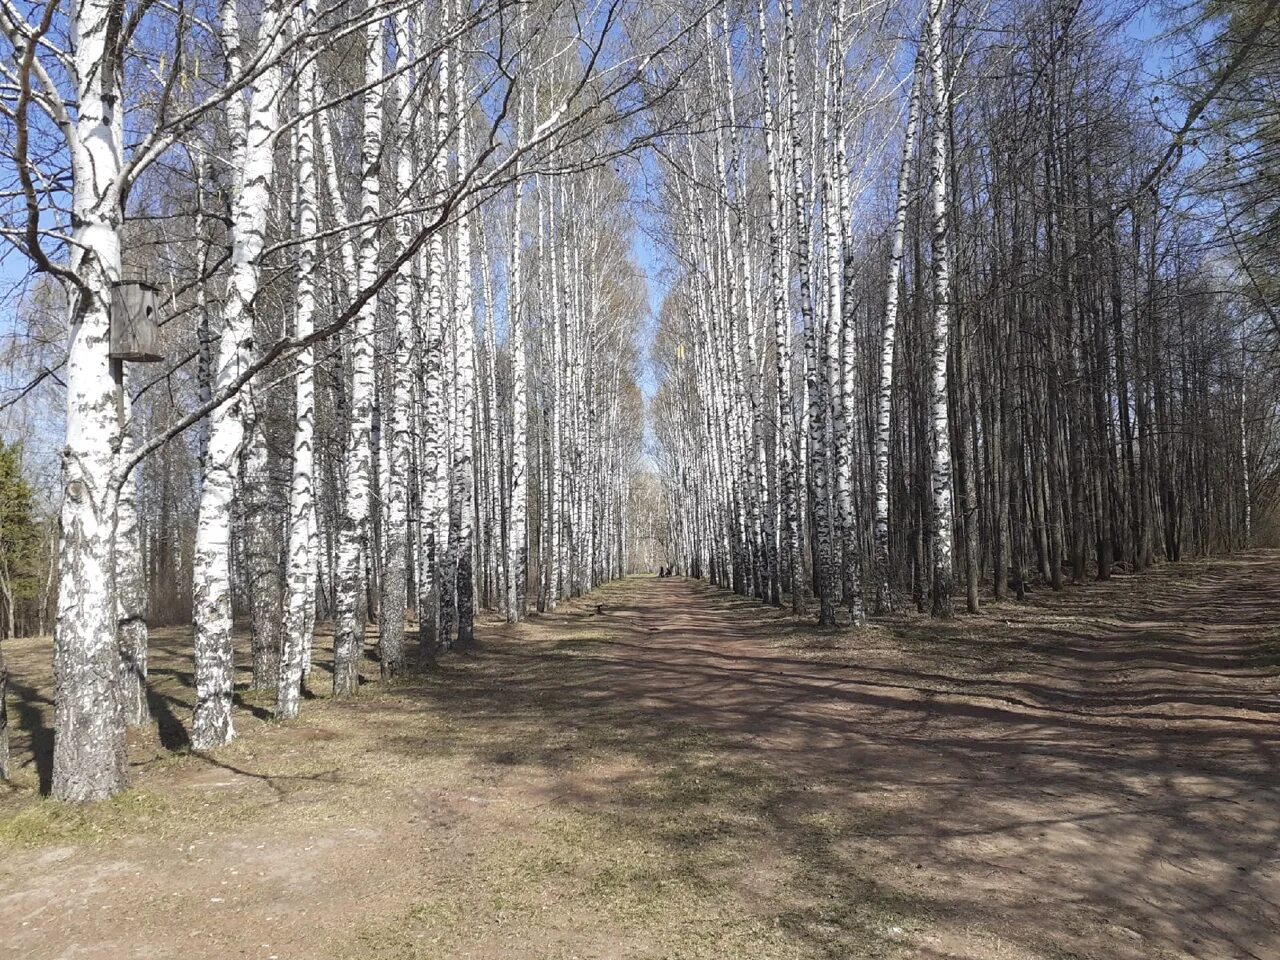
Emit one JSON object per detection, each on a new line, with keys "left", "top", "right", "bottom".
{"left": 365, "top": 564, "right": 1280, "bottom": 960}
{"left": 2, "top": 560, "right": 1277, "bottom": 960}
{"left": 144, "top": 685, "right": 192, "bottom": 753}
{"left": 4, "top": 678, "right": 53, "bottom": 793}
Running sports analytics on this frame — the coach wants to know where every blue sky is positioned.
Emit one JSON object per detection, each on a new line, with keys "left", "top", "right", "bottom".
{"left": 0, "top": 0, "right": 1201, "bottom": 474}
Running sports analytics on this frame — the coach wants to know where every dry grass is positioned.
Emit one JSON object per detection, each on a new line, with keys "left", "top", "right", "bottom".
{"left": 0, "top": 591, "right": 919, "bottom": 960}
{"left": 0, "top": 790, "right": 170, "bottom": 848}
{"left": 2, "top": 556, "right": 1278, "bottom": 960}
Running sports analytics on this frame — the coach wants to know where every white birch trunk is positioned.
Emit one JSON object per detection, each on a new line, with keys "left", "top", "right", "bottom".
{"left": 418, "top": 20, "right": 452, "bottom": 650}
{"left": 926, "top": 0, "right": 955, "bottom": 617}
{"left": 449, "top": 36, "right": 477, "bottom": 646}
{"left": 53, "top": 0, "right": 128, "bottom": 796}
{"left": 1239, "top": 337, "right": 1251, "bottom": 547}
{"left": 117, "top": 376, "right": 149, "bottom": 727}
{"left": 191, "top": 0, "right": 284, "bottom": 749}
{"left": 821, "top": 43, "right": 847, "bottom": 623}
{"left": 506, "top": 132, "right": 528, "bottom": 622}
{"left": 377, "top": 8, "right": 417, "bottom": 679}
{"left": 757, "top": 0, "right": 801, "bottom": 611}
{"left": 872, "top": 59, "right": 922, "bottom": 615}
{"left": 278, "top": 0, "right": 320, "bottom": 720}
{"left": 332, "top": 16, "right": 384, "bottom": 692}
{"left": 783, "top": 0, "right": 834, "bottom": 625}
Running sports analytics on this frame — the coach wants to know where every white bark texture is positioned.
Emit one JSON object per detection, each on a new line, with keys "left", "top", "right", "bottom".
{"left": 278, "top": 0, "right": 321, "bottom": 720}
{"left": 872, "top": 61, "right": 922, "bottom": 615}
{"left": 53, "top": 0, "right": 128, "bottom": 800}
{"left": 926, "top": 0, "right": 955, "bottom": 617}
{"left": 506, "top": 146, "right": 529, "bottom": 623}
{"left": 332, "top": 16, "right": 384, "bottom": 694}
{"left": 377, "top": 8, "right": 417, "bottom": 679}
{"left": 116, "top": 375, "right": 150, "bottom": 727}
{"left": 448, "top": 40, "right": 477, "bottom": 646}
{"left": 192, "top": 0, "right": 285, "bottom": 748}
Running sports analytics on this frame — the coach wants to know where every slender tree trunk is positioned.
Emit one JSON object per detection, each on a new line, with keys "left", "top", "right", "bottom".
{"left": 450, "top": 35, "right": 477, "bottom": 646}
{"left": 117, "top": 375, "right": 150, "bottom": 726}
{"left": 279, "top": 0, "right": 320, "bottom": 720}
{"left": 192, "top": 0, "right": 285, "bottom": 749}
{"left": 241, "top": 409, "right": 283, "bottom": 690}
{"left": 377, "top": 8, "right": 417, "bottom": 680}
{"left": 926, "top": 0, "right": 955, "bottom": 618}
{"left": 507, "top": 107, "right": 529, "bottom": 623}
{"left": 332, "top": 16, "right": 384, "bottom": 695}
{"left": 874, "top": 59, "right": 923, "bottom": 615}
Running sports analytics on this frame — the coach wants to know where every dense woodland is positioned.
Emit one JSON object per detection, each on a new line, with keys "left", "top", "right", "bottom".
{"left": 651, "top": 0, "right": 1280, "bottom": 623}
{"left": 0, "top": 0, "right": 1275, "bottom": 803}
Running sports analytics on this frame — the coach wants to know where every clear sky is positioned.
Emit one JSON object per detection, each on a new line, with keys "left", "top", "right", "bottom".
{"left": 626, "top": 149, "right": 668, "bottom": 406}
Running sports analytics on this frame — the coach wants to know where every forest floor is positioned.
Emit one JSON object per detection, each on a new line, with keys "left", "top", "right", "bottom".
{"left": 2, "top": 553, "right": 1279, "bottom": 960}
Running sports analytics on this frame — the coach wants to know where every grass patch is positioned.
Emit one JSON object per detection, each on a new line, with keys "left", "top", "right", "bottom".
{"left": 333, "top": 604, "right": 927, "bottom": 960}
{"left": 346, "top": 705, "right": 918, "bottom": 960}
{"left": 0, "top": 790, "right": 169, "bottom": 848}
{"left": 550, "top": 632, "right": 620, "bottom": 653}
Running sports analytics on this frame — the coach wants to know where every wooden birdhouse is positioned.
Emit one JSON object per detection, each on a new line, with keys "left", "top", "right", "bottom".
{"left": 109, "top": 281, "right": 162, "bottom": 362}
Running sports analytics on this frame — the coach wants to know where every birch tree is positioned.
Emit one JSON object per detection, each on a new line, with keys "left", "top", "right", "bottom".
{"left": 924, "top": 0, "right": 954, "bottom": 617}
{"left": 278, "top": 0, "right": 321, "bottom": 720}
{"left": 191, "top": 0, "right": 287, "bottom": 748}
{"left": 331, "top": 15, "right": 385, "bottom": 696}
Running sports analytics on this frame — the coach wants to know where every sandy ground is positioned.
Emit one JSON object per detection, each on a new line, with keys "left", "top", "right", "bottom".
{"left": 1, "top": 552, "right": 1277, "bottom": 960}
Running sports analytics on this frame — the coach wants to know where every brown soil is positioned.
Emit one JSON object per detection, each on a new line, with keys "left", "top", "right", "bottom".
{"left": 2, "top": 552, "right": 1278, "bottom": 959}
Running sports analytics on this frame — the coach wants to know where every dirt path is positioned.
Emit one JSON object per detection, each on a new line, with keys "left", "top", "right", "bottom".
{"left": 2, "top": 554, "right": 1278, "bottom": 959}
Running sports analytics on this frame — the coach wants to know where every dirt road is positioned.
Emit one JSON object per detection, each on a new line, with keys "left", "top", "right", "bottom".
{"left": 2, "top": 554, "right": 1277, "bottom": 959}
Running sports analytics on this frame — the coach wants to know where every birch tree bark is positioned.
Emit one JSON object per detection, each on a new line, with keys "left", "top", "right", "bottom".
{"left": 926, "top": 0, "right": 955, "bottom": 617}
{"left": 418, "top": 8, "right": 453, "bottom": 652}
{"left": 506, "top": 124, "right": 529, "bottom": 623}
{"left": 116, "top": 376, "right": 149, "bottom": 727}
{"left": 332, "top": 15, "right": 385, "bottom": 694}
{"left": 819, "top": 181, "right": 843, "bottom": 623}
{"left": 278, "top": 0, "right": 321, "bottom": 720}
{"left": 53, "top": 0, "right": 128, "bottom": 798}
{"left": 872, "top": 59, "right": 922, "bottom": 615}
{"left": 192, "top": 0, "right": 286, "bottom": 748}
{"left": 377, "top": 7, "right": 418, "bottom": 680}
{"left": 448, "top": 34, "right": 478, "bottom": 647}
{"left": 784, "top": 0, "right": 836, "bottom": 626}
{"left": 756, "top": 0, "right": 801, "bottom": 613}
{"left": 241, "top": 400, "right": 283, "bottom": 690}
